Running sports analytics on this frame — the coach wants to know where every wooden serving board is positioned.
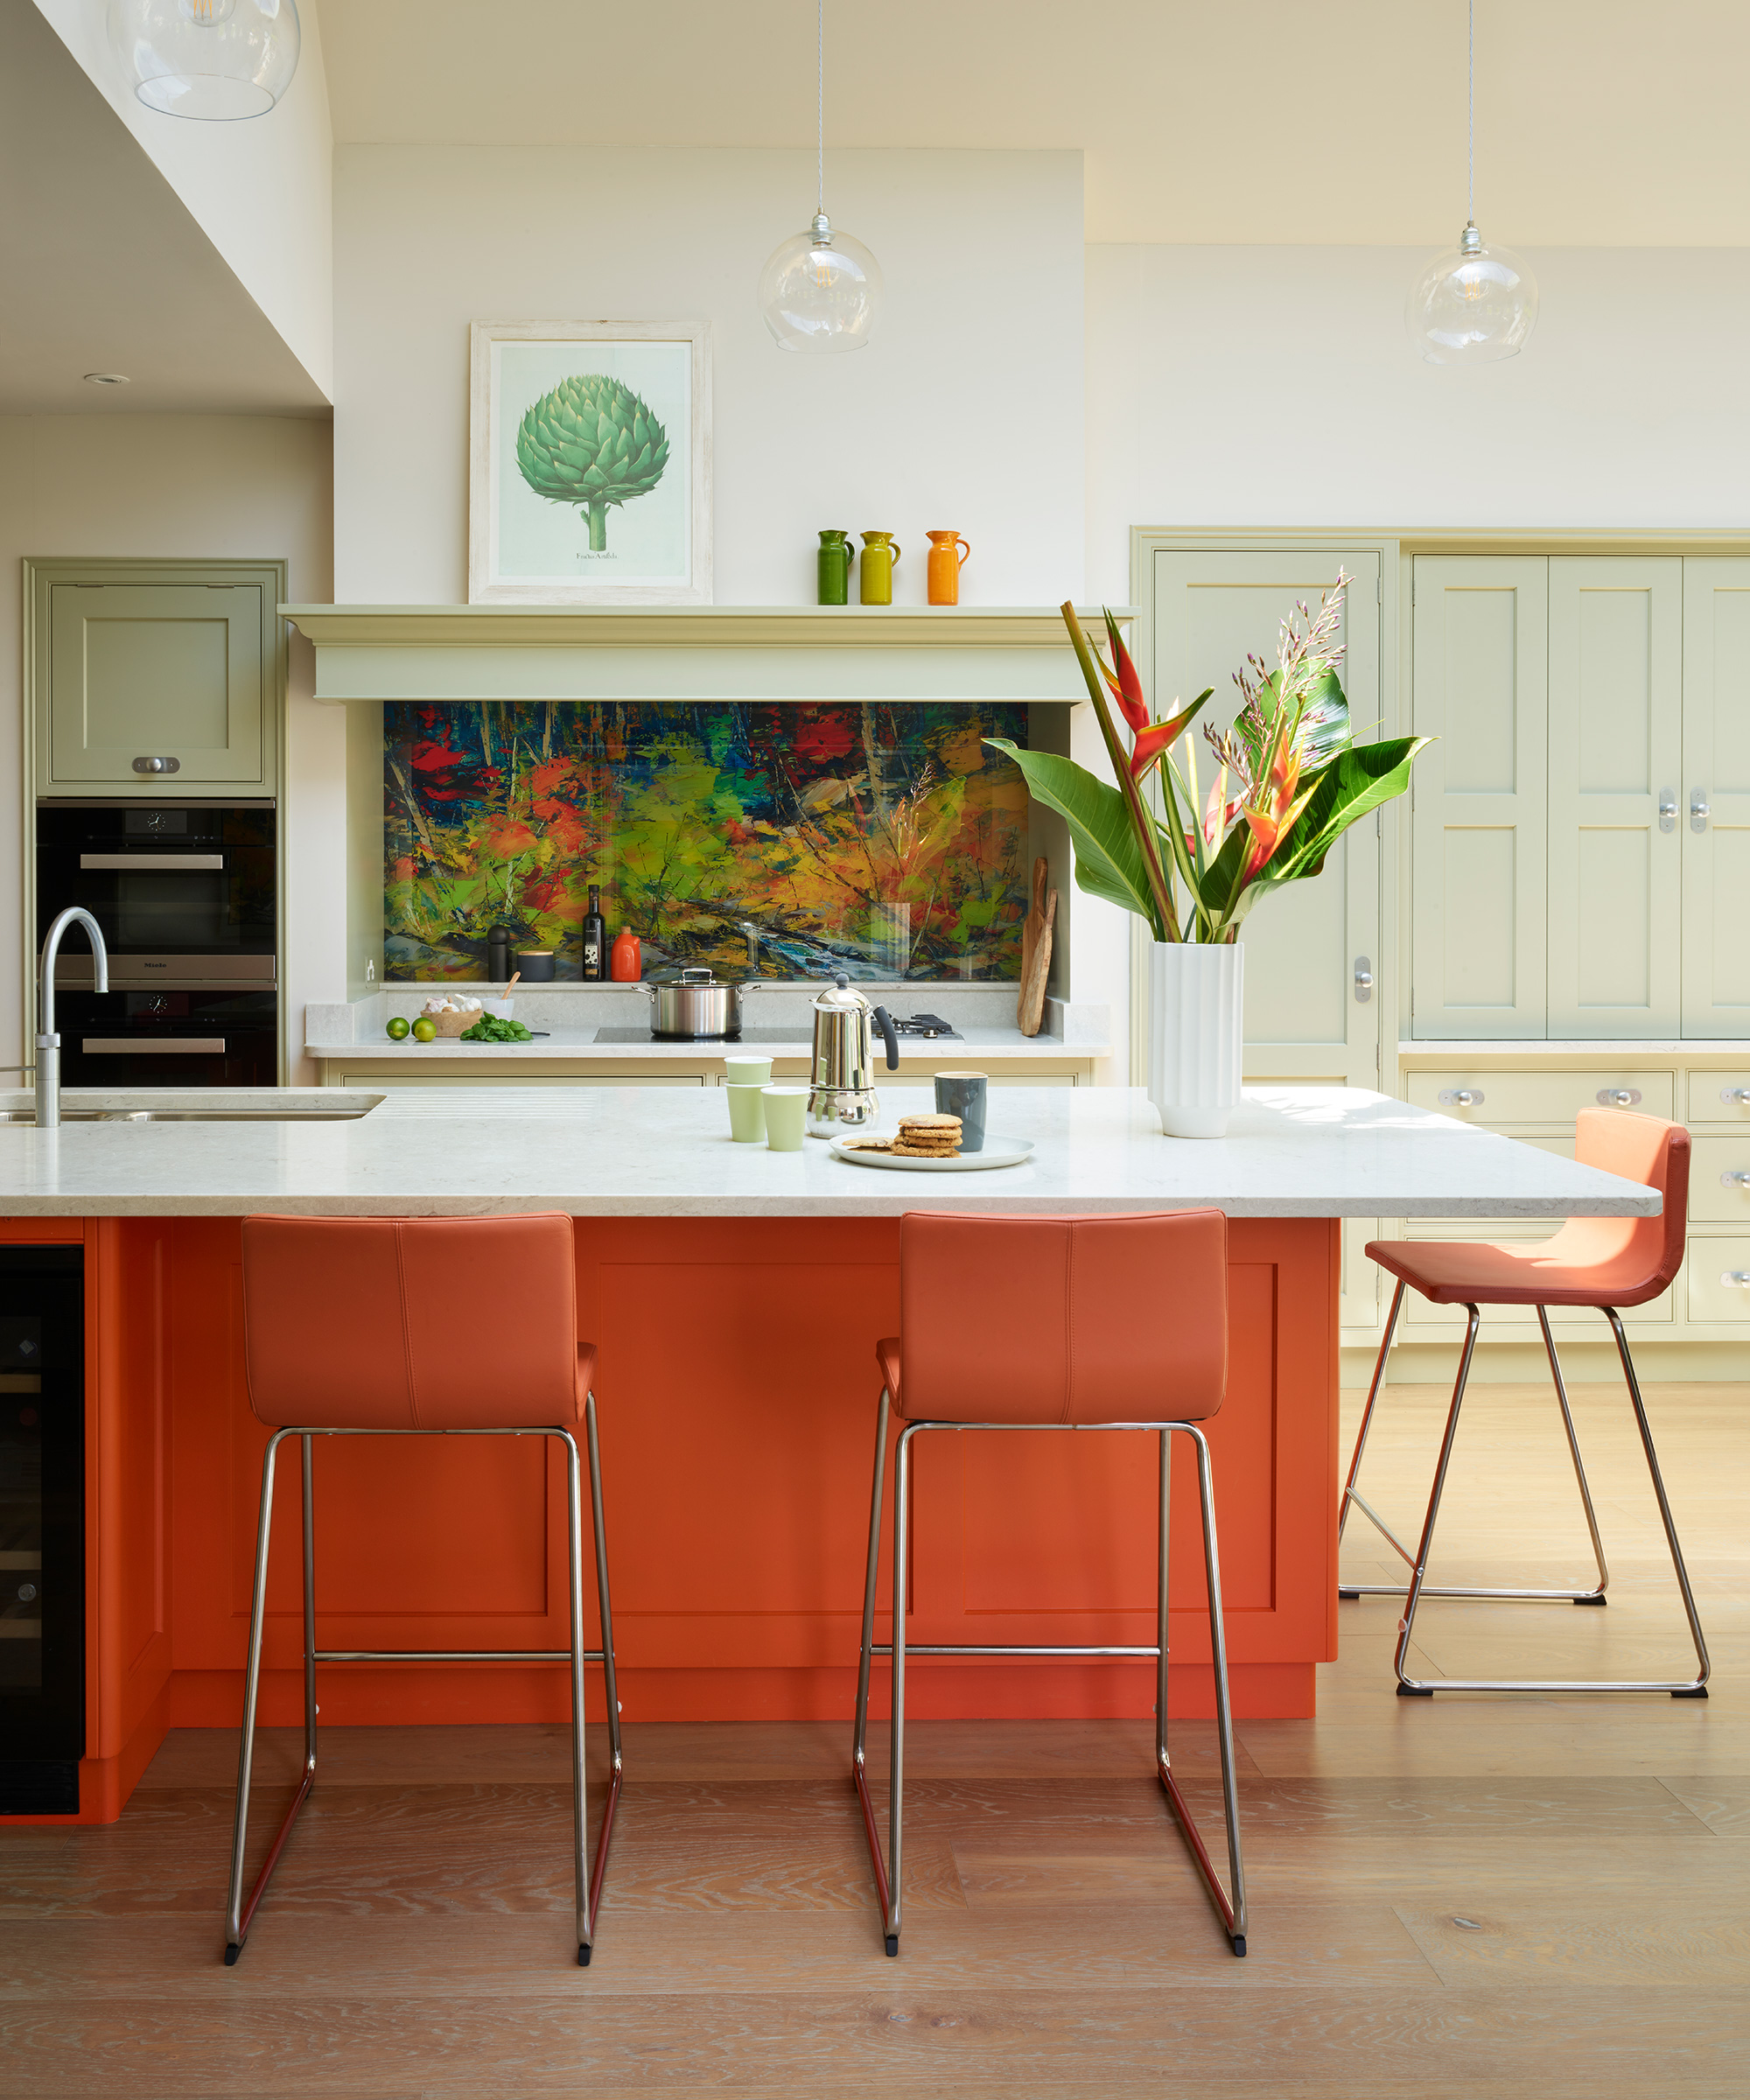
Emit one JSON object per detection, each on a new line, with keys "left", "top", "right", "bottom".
{"left": 1018, "top": 855, "right": 1058, "bottom": 1038}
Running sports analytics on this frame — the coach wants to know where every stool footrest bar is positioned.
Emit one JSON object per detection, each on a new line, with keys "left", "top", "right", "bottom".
{"left": 312, "top": 1649, "right": 606, "bottom": 1663}
{"left": 871, "top": 1642, "right": 1160, "bottom": 1658}
{"left": 1158, "top": 1764, "right": 1242, "bottom": 1949}
{"left": 1338, "top": 1584, "right": 1605, "bottom": 1603}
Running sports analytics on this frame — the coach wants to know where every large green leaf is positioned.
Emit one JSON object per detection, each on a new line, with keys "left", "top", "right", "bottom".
{"left": 1297, "top": 664, "right": 1351, "bottom": 771}
{"left": 1270, "top": 736, "right": 1428, "bottom": 883}
{"left": 984, "top": 741, "right": 1164, "bottom": 935}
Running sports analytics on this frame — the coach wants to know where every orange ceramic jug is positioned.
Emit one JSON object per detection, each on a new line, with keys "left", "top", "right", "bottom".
{"left": 926, "top": 531, "right": 970, "bottom": 606}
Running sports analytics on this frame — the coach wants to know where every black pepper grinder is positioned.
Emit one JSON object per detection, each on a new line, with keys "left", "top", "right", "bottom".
{"left": 486, "top": 927, "right": 511, "bottom": 983}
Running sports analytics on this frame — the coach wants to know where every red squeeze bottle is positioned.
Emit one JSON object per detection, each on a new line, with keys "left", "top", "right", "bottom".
{"left": 610, "top": 928, "right": 641, "bottom": 982}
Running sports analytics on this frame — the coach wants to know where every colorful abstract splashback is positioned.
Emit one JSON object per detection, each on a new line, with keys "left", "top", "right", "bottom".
{"left": 383, "top": 702, "right": 1032, "bottom": 981}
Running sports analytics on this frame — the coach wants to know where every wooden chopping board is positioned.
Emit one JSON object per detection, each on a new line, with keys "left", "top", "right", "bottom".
{"left": 1018, "top": 856, "right": 1058, "bottom": 1038}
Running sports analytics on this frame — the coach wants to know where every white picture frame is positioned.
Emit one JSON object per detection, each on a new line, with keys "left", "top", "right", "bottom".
{"left": 468, "top": 319, "right": 712, "bottom": 605}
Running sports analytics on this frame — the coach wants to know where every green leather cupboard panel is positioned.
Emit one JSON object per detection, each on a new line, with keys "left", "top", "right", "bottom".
{"left": 37, "top": 572, "right": 275, "bottom": 793}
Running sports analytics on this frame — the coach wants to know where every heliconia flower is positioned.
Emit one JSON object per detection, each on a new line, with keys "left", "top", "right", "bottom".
{"left": 1241, "top": 781, "right": 1316, "bottom": 885}
{"left": 1129, "top": 695, "right": 1205, "bottom": 780}
{"left": 1202, "top": 766, "right": 1238, "bottom": 850}
{"left": 1100, "top": 610, "right": 1150, "bottom": 734}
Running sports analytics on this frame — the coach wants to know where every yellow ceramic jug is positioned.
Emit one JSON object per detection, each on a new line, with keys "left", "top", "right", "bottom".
{"left": 926, "top": 530, "right": 970, "bottom": 606}
{"left": 859, "top": 531, "right": 901, "bottom": 606}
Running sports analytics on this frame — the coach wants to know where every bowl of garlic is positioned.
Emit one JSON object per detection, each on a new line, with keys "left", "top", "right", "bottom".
{"left": 419, "top": 995, "right": 485, "bottom": 1038}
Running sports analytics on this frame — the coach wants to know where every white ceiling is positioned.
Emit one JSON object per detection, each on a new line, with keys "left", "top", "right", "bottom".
{"left": 318, "top": 0, "right": 1750, "bottom": 246}
{"left": 0, "top": 0, "right": 328, "bottom": 416}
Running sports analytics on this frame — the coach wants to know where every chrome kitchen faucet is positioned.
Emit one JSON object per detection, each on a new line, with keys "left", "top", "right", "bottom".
{"left": 37, "top": 907, "right": 109, "bottom": 1128}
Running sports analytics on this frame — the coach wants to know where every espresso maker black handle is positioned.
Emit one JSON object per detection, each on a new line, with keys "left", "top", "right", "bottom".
{"left": 871, "top": 1005, "right": 900, "bottom": 1071}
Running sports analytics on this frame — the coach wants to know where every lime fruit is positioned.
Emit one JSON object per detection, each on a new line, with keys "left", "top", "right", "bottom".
{"left": 411, "top": 1018, "right": 437, "bottom": 1043}
{"left": 386, "top": 1016, "right": 410, "bottom": 1040}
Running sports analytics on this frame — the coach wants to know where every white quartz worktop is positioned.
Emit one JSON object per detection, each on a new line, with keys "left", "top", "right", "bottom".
{"left": 303, "top": 1026, "right": 1098, "bottom": 1061}
{"left": 0, "top": 1086, "right": 1660, "bottom": 1221}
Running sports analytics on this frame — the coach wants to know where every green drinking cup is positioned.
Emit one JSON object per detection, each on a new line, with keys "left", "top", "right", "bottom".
{"left": 726, "top": 1083, "right": 767, "bottom": 1141}
{"left": 761, "top": 1085, "right": 809, "bottom": 1152}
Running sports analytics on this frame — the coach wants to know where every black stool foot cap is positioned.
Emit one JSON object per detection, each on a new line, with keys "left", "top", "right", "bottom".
{"left": 885, "top": 1935, "right": 899, "bottom": 1957}
{"left": 1231, "top": 1935, "right": 1247, "bottom": 1957}
{"left": 1396, "top": 1683, "right": 1433, "bottom": 1697}
{"left": 1338, "top": 1588, "right": 1361, "bottom": 1600}
{"left": 578, "top": 1942, "right": 592, "bottom": 1966}
{"left": 223, "top": 1943, "right": 242, "bottom": 1967}
{"left": 1673, "top": 1685, "right": 1710, "bottom": 1698}
{"left": 1573, "top": 1595, "right": 1608, "bottom": 1606}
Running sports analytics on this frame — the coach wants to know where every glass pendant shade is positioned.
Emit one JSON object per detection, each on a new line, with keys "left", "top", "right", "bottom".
{"left": 1408, "top": 221, "right": 1538, "bottom": 366}
{"left": 107, "top": 0, "right": 300, "bottom": 120}
{"left": 759, "top": 213, "right": 883, "bottom": 354}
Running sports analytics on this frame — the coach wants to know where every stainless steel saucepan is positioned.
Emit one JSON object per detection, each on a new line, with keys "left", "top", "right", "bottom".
{"left": 644, "top": 968, "right": 767, "bottom": 1040}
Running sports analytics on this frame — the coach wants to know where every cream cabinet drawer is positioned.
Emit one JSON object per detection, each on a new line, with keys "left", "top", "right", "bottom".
{"left": 1406, "top": 1070, "right": 1675, "bottom": 1125}
{"left": 1690, "top": 1072, "right": 1750, "bottom": 1124}
{"left": 1690, "top": 1138, "right": 1750, "bottom": 1223}
{"left": 1688, "top": 1242, "right": 1750, "bottom": 1324}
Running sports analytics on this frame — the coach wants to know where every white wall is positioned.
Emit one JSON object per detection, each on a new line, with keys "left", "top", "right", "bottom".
{"left": 333, "top": 147, "right": 1085, "bottom": 605}
{"left": 0, "top": 415, "right": 335, "bottom": 1080}
{"left": 1086, "top": 243, "right": 1750, "bottom": 598}
{"left": 32, "top": 0, "right": 334, "bottom": 399}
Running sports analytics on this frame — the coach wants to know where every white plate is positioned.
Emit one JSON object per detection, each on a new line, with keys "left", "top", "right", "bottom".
{"left": 828, "top": 1132, "right": 1034, "bottom": 1172}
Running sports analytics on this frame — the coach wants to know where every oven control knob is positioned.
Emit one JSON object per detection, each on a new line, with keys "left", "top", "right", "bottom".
{"left": 17, "top": 1584, "right": 37, "bottom": 1602}
{"left": 131, "top": 756, "right": 182, "bottom": 774}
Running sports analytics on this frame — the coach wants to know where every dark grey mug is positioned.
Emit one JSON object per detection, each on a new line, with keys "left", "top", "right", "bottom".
{"left": 933, "top": 1069, "right": 989, "bottom": 1152}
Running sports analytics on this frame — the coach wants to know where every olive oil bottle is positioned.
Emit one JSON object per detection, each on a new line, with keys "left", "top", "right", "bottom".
{"left": 581, "top": 886, "right": 606, "bottom": 981}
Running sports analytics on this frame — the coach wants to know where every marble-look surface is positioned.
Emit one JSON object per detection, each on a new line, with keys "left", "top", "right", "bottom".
{"left": 0, "top": 1086, "right": 1660, "bottom": 1220}
{"left": 303, "top": 1026, "right": 1100, "bottom": 1062}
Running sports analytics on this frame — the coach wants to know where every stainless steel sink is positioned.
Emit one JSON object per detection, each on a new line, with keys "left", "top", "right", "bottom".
{"left": 0, "top": 1105, "right": 378, "bottom": 1124}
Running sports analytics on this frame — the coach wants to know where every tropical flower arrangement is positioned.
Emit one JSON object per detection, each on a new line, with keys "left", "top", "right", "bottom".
{"left": 987, "top": 576, "right": 1427, "bottom": 944}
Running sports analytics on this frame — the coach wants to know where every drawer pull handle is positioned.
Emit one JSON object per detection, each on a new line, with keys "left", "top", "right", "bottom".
{"left": 131, "top": 756, "right": 182, "bottom": 774}
{"left": 1596, "top": 1088, "right": 1642, "bottom": 1108}
{"left": 1722, "top": 1088, "right": 1750, "bottom": 1107}
{"left": 1438, "top": 1088, "right": 1484, "bottom": 1109}
{"left": 1722, "top": 1271, "right": 1750, "bottom": 1290}
{"left": 1722, "top": 1172, "right": 1750, "bottom": 1189}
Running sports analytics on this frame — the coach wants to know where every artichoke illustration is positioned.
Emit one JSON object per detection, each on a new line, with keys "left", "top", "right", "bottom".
{"left": 515, "top": 374, "right": 669, "bottom": 553}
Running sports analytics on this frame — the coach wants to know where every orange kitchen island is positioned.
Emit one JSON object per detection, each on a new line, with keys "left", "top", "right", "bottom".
{"left": 0, "top": 1083, "right": 1657, "bottom": 1824}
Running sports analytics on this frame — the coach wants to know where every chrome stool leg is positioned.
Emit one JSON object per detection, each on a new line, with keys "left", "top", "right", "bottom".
{"left": 1606, "top": 1311, "right": 1711, "bottom": 1698}
{"left": 1342, "top": 1295, "right": 1614, "bottom": 1607}
{"left": 581, "top": 1394, "right": 623, "bottom": 1955}
{"left": 851, "top": 1412, "right": 1244, "bottom": 1957}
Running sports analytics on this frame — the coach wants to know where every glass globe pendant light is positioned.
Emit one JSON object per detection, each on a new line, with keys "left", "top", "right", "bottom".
{"left": 758, "top": 0, "right": 883, "bottom": 353}
{"left": 1406, "top": 0, "right": 1536, "bottom": 364}
{"left": 107, "top": 0, "right": 300, "bottom": 121}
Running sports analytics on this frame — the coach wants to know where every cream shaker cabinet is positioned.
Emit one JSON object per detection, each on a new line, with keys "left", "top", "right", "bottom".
{"left": 28, "top": 560, "right": 284, "bottom": 796}
{"left": 1410, "top": 555, "right": 1742, "bottom": 1040}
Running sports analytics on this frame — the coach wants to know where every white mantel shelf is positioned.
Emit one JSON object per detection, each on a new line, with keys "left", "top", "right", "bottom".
{"left": 279, "top": 603, "right": 1135, "bottom": 706}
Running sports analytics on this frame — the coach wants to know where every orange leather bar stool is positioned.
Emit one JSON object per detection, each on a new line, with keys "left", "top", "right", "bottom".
{"left": 224, "top": 1214, "right": 622, "bottom": 1968}
{"left": 851, "top": 1209, "right": 1246, "bottom": 1958}
{"left": 1342, "top": 1111, "right": 1709, "bottom": 1698}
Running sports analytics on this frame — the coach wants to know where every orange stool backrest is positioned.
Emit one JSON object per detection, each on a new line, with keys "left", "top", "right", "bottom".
{"left": 242, "top": 1214, "right": 582, "bottom": 1431}
{"left": 1539, "top": 1111, "right": 1690, "bottom": 1304}
{"left": 899, "top": 1209, "right": 1228, "bottom": 1425}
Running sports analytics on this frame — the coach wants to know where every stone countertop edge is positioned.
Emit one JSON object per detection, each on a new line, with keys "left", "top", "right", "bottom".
{"left": 300, "top": 1031, "right": 1110, "bottom": 1060}
{"left": 0, "top": 1087, "right": 1661, "bottom": 1220}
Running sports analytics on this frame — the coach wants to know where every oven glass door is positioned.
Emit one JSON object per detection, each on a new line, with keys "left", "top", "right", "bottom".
{"left": 37, "top": 805, "right": 275, "bottom": 962}
{"left": 57, "top": 990, "right": 278, "bottom": 1088}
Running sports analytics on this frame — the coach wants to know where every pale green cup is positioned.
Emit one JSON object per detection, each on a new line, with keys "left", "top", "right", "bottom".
{"left": 724, "top": 1055, "right": 774, "bottom": 1086}
{"left": 726, "top": 1083, "right": 766, "bottom": 1141}
{"left": 761, "top": 1084, "right": 808, "bottom": 1152}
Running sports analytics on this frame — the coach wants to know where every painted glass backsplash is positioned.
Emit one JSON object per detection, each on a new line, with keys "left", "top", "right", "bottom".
{"left": 384, "top": 702, "right": 1031, "bottom": 981}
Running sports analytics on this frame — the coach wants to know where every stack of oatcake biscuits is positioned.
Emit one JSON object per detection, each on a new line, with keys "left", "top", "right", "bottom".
{"left": 890, "top": 1112, "right": 962, "bottom": 1158}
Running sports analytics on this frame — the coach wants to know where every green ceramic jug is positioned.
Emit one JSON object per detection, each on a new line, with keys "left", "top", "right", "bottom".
{"left": 817, "top": 529, "right": 851, "bottom": 606}
{"left": 859, "top": 531, "right": 901, "bottom": 606}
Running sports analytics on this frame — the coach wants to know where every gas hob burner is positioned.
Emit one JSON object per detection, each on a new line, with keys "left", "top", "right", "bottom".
{"left": 889, "top": 1013, "right": 962, "bottom": 1040}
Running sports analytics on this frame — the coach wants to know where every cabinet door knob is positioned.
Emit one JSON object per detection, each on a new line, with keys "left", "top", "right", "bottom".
{"left": 1438, "top": 1088, "right": 1483, "bottom": 1109}
{"left": 1596, "top": 1088, "right": 1642, "bottom": 1108}
{"left": 1690, "top": 788, "right": 1710, "bottom": 833}
{"left": 131, "top": 755, "right": 181, "bottom": 774}
{"left": 1353, "top": 956, "right": 1373, "bottom": 1003}
{"left": 1722, "top": 1088, "right": 1750, "bottom": 1106}
{"left": 1721, "top": 1172, "right": 1750, "bottom": 1189}
{"left": 1658, "top": 788, "right": 1677, "bottom": 832}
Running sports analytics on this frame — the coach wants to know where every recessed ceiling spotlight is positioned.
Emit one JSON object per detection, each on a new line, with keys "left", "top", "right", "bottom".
{"left": 83, "top": 373, "right": 131, "bottom": 386}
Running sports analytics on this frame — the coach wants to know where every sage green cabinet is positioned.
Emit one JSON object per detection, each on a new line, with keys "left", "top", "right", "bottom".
{"left": 1410, "top": 553, "right": 1739, "bottom": 1040}
{"left": 29, "top": 560, "right": 284, "bottom": 796}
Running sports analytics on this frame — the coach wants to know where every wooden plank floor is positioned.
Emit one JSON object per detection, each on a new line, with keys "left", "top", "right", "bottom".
{"left": 3, "top": 1378, "right": 1746, "bottom": 2096}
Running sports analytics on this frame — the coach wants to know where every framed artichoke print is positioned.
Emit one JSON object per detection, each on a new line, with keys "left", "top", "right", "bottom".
{"left": 468, "top": 319, "right": 711, "bottom": 604}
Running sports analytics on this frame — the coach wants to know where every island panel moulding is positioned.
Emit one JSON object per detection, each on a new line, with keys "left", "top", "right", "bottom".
{"left": 385, "top": 699, "right": 1031, "bottom": 983}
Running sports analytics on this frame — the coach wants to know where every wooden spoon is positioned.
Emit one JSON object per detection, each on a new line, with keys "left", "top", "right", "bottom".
{"left": 500, "top": 971, "right": 522, "bottom": 1001}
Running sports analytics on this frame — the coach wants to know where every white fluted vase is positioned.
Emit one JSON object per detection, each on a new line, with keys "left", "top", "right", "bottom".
{"left": 1147, "top": 941, "right": 1244, "bottom": 1139}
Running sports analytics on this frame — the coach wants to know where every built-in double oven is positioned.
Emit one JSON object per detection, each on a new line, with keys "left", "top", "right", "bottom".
{"left": 36, "top": 801, "right": 279, "bottom": 1088}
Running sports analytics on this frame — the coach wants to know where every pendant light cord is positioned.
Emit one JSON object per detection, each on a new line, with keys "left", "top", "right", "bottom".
{"left": 1467, "top": 0, "right": 1475, "bottom": 225}
{"left": 816, "top": 0, "right": 825, "bottom": 217}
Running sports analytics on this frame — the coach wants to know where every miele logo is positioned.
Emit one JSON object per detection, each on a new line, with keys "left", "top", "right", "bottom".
{"left": 142, "top": 961, "right": 168, "bottom": 970}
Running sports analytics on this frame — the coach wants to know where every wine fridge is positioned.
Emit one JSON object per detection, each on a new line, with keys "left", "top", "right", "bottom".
{"left": 0, "top": 1246, "right": 84, "bottom": 1814}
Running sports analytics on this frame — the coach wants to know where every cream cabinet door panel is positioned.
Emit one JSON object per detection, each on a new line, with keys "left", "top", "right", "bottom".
{"left": 1410, "top": 557, "right": 1548, "bottom": 1038}
{"left": 1152, "top": 548, "right": 1382, "bottom": 1326}
{"left": 1681, "top": 560, "right": 1750, "bottom": 1035}
{"left": 1547, "top": 557, "right": 1683, "bottom": 1037}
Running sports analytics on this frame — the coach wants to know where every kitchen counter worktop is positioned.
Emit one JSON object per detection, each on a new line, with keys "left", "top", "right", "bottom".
{"left": 0, "top": 1086, "right": 1659, "bottom": 1219}
{"left": 302, "top": 1026, "right": 1102, "bottom": 1060}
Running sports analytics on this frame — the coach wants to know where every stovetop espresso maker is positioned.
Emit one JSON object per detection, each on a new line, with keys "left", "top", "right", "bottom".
{"left": 807, "top": 975, "right": 900, "bottom": 1138}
